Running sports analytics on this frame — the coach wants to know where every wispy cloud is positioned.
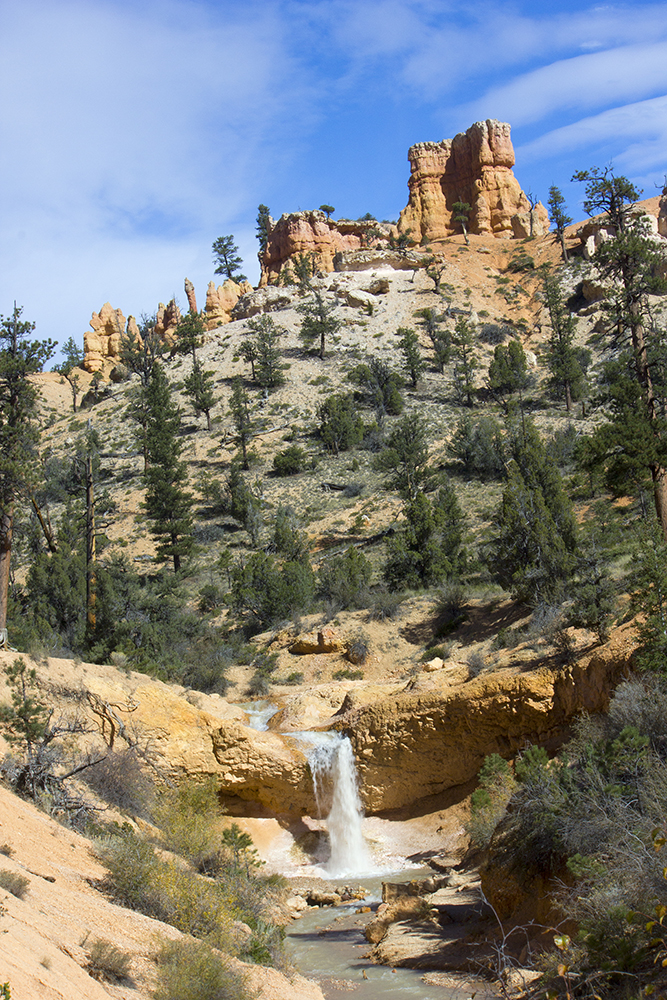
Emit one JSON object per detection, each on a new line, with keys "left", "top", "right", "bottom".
{"left": 517, "top": 95, "right": 667, "bottom": 170}
{"left": 463, "top": 42, "right": 667, "bottom": 127}
{"left": 0, "top": 0, "right": 313, "bottom": 334}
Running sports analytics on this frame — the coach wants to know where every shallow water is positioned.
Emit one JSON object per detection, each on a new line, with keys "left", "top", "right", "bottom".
{"left": 286, "top": 870, "right": 470, "bottom": 1000}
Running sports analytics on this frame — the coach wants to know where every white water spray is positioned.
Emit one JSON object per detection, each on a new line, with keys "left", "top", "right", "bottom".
{"left": 308, "top": 733, "right": 370, "bottom": 876}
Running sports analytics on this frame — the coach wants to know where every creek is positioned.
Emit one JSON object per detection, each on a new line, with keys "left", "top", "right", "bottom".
{"left": 240, "top": 702, "right": 476, "bottom": 998}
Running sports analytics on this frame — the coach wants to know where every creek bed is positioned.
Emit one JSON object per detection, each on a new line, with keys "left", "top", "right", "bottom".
{"left": 286, "top": 870, "right": 491, "bottom": 1000}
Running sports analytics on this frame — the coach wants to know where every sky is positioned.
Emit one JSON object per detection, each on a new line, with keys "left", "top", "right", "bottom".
{"left": 2, "top": 0, "right": 667, "bottom": 354}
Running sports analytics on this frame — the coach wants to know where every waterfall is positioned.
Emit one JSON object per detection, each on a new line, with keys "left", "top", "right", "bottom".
{"left": 308, "top": 733, "right": 370, "bottom": 876}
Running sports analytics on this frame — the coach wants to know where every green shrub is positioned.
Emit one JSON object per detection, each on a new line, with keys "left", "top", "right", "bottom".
{"left": 332, "top": 668, "right": 364, "bottom": 680}
{"left": 153, "top": 778, "right": 222, "bottom": 872}
{"left": 96, "top": 831, "right": 235, "bottom": 950}
{"left": 465, "top": 754, "right": 516, "bottom": 849}
{"left": 272, "top": 445, "right": 310, "bottom": 476}
{"left": 152, "top": 938, "right": 252, "bottom": 1000}
{"left": 84, "top": 937, "right": 132, "bottom": 982}
{"left": 0, "top": 870, "right": 29, "bottom": 899}
{"left": 318, "top": 547, "right": 372, "bottom": 610}
{"left": 366, "top": 588, "right": 403, "bottom": 622}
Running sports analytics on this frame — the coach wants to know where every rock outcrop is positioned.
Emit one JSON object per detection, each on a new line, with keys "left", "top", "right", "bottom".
{"left": 83, "top": 303, "right": 139, "bottom": 373}
{"left": 82, "top": 277, "right": 252, "bottom": 372}
{"left": 398, "top": 119, "right": 549, "bottom": 243}
{"left": 336, "top": 634, "right": 632, "bottom": 813}
{"left": 260, "top": 212, "right": 380, "bottom": 285}
{"left": 204, "top": 278, "right": 253, "bottom": 328}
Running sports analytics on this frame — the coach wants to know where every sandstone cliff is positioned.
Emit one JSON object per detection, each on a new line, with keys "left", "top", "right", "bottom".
{"left": 398, "top": 119, "right": 548, "bottom": 244}
{"left": 259, "top": 211, "right": 382, "bottom": 285}
{"left": 335, "top": 632, "right": 633, "bottom": 813}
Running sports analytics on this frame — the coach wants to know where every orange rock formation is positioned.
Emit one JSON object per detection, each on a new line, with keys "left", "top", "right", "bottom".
{"left": 398, "top": 119, "right": 549, "bottom": 243}
{"left": 260, "top": 211, "right": 374, "bottom": 285}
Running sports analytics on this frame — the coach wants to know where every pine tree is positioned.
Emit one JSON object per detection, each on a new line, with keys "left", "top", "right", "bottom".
{"left": 384, "top": 482, "right": 466, "bottom": 589}
{"left": 397, "top": 327, "right": 425, "bottom": 388}
{"left": 120, "top": 313, "right": 164, "bottom": 385}
{"left": 212, "top": 235, "right": 246, "bottom": 282}
{"left": 547, "top": 185, "right": 572, "bottom": 261}
{"left": 452, "top": 201, "right": 471, "bottom": 244}
{"left": 451, "top": 316, "right": 478, "bottom": 407}
{"left": 487, "top": 340, "right": 531, "bottom": 412}
{"left": 174, "top": 311, "right": 206, "bottom": 364}
{"left": 242, "top": 315, "right": 285, "bottom": 389}
{"left": 375, "top": 413, "right": 431, "bottom": 498}
{"left": 0, "top": 305, "right": 55, "bottom": 644}
{"left": 256, "top": 204, "right": 271, "bottom": 254}
{"left": 229, "top": 377, "right": 253, "bottom": 470}
{"left": 573, "top": 167, "right": 667, "bottom": 538}
{"left": 143, "top": 365, "right": 193, "bottom": 572}
{"left": 542, "top": 269, "right": 587, "bottom": 412}
{"left": 54, "top": 337, "right": 84, "bottom": 412}
{"left": 297, "top": 291, "right": 340, "bottom": 359}
{"left": 488, "top": 418, "right": 578, "bottom": 603}
{"left": 183, "top": 360, "right": 216, "bottom": 430}
{"left": 415, "top": 308, "right": 450, "bottom": 373}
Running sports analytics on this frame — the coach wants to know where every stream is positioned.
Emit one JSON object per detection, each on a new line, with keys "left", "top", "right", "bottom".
{"left": 240, "top": 701, "right": 483, "bottom": 998}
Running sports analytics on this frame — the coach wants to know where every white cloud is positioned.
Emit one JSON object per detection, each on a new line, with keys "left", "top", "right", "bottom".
{"left": 464, "top": 41, "right": 667, "bottom": 127}
{"left": 0, "top": 0, "right": 309, "bottom": 344}
{"left": 515, "top": 95, "right": 667, "bottom": 183}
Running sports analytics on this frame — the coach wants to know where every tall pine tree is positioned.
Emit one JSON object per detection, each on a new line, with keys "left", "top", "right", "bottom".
{"left": 0, "top": 305, "right": 55, "bottom": 644}
{"left": 143, "top": 365, "right": 193, "bottom": 572}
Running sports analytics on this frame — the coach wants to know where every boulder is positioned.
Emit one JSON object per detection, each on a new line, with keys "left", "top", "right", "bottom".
{"left": 344, "top": 288, "right": 377, "bottom": 310}
{"left": 399, "top": 119, "right": 548, "bottom": 243}
{"left": 365, "top": 897, "right": 436, "bottom": 944}
{"left": 289, "top": 628, "right": 344, "bottom": 655}
{"left": 232, "top": 285, "right": 298, "bottom": 319}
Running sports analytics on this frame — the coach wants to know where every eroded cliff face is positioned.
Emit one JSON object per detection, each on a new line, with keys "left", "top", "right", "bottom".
{"left": 398, "top": 119, "right": 549, "bottom": 243}
{"left": 119, "top": 634, "right": 631, "bottom": 818}
{"left": 259, "top": 211, "right": 377, "bottom": 285}
{"left": 335, "top": 636, "right": 632, "bottom": 814}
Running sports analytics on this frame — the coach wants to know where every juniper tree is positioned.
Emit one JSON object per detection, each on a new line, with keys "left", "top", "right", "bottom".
{"left": 348, "top": 357, "right": 404, "bottom": 419}
{"left": 0, "top": 305, "right": 55, "bottom": 644}
{"left": 143, "top": 365, "right": 193, "bottom": 572}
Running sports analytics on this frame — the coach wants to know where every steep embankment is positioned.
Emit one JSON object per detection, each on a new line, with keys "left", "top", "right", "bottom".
{"left": 0, "top": 782, "right": 323, "bottom": 1000}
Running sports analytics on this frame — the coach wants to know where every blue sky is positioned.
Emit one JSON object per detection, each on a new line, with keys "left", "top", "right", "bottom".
{"left": 2, "top": 0, "right": 667, "bottom": 352}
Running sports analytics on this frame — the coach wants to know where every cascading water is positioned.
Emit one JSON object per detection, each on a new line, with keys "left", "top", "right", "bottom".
{"left": 307, "top": 732, "right": 370, "bottom": 876}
